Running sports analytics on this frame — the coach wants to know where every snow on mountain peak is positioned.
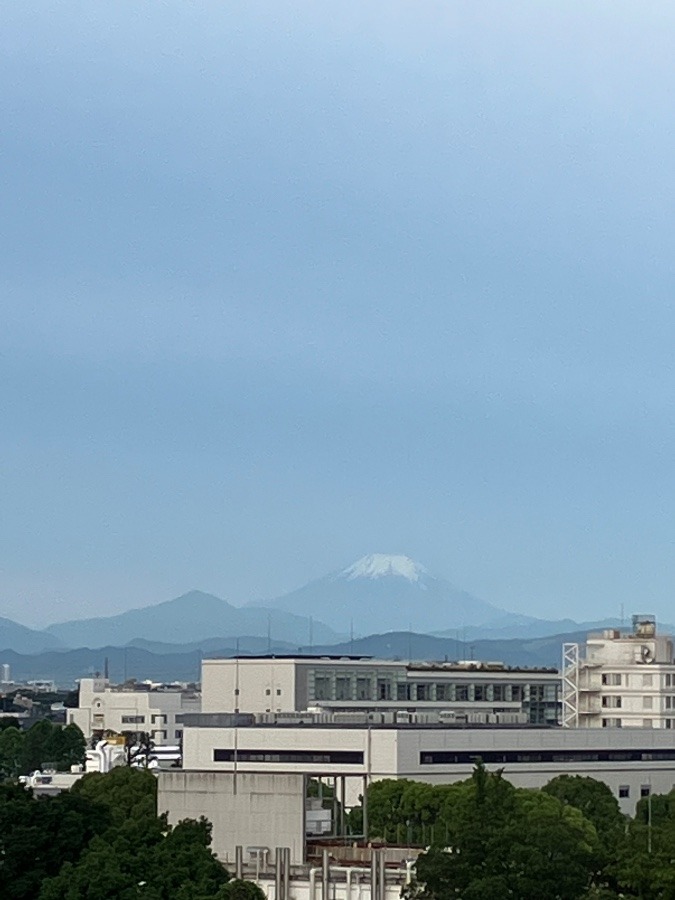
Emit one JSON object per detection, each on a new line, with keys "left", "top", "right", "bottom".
{"left": 340, "top": 554, "right": 428, "bottom": 583}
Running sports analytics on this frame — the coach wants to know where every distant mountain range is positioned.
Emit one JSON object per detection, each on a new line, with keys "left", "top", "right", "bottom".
{"left": 0, "top": 554, "right": 659, "bottom": 677}
{"left": 0, "top": 629, "right": 590, "bottom": 685}
{"left": 44, "top": 590, "right": 339, "bottom": 650}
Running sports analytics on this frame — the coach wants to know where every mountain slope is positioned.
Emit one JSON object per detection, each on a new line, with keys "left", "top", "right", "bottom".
{"left": 46, "top": 590, "right": 339, "bottom": 649}
{"left": 0, "top": 616, "right": 66, "bottom": 654}
{"left": 266, "top": 554, "right": 504, "bottom": 634}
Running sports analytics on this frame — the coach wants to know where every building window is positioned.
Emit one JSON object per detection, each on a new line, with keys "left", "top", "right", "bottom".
{"left": 456, "top": 685, "right": 469, "bottom": 702}
{"left": 511, "top": 685, "right": 523, "bottom": 702}
{"left": 643, "top": 674, "right": 653, "bottom": 688}
{"left": 474, "top": 685, "right": 485, "bottom": 702}
{"left": 151, "top": 714, "right": 167, "bottom": 725}
{"left": 175, "top": 730, "right": 183, "bottom": 740}
{"left": 121, "top": 715, "right": 145, "bottom": 724}
{"left": 643, "top": 719, "right": 654, "bottom": 727}
{"left": 377, "top": 679, "right": 392, "bottom": 701}
{"left": 265, "top": 689, "right": 271, "bottom": 696}
{"left": 492, "top": 685, "right": 505, "bottom": 702}
{"left": 356, "top": 678, "right": 372, "bottom": 701}
{"left": 602, "top": 718, "right": 622, "bottom": 728}
{"left": 335, "top": 677, "right": 351, "bottom": 701}
{"left": 276, "top": 689, "right": 281, "bottom": 696}
{"left": 152, "top": 729, "right": 167, "bottom": 740}
{"left": 416, "top": 683, "right": 431, "bottom": 701}
{"left": 314, "top": 676, "right": 331, "bottom": 701}
{"left": 602, "top": 673, "right": 621, "bottom": 686}
{"left": 643, "top": 696, "right": 653, "bottom": 709}
{"left": 666, "top": 674, "right": 672, "bottom": 687}
{"left": 619, "top": 786, "right": 630, "bottom": 798}
{"left": 397, "top": 683, "right": 411, "bottom": 701}
{"left": 641, "top": 785, "right": 651, "bottom": 797}
{"left": 602, "top": 696, "right": 622, "bottom": 708}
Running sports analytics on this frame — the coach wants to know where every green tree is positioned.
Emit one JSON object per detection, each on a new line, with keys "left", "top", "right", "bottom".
{"left": 39, "top": 816, "right": 232, "bottom": 900}
{"left": 50, "top": 723, "right": 86, "bottom": 770}
{"left": 72, "top": 764, "right": 157, "bottom": 826}
{"left": 412, "top": 763, "right": 601, "bottom": 900}
{"left": 0, "top": 782, "right": 109, "bottom": 900}
{"left": 0, "top": 725, "right": 24, "bottom": 778}
{"left": 214, "top": 879, "right": 267, "bottom": 900}
{"left": 543, "top": 774, "right": 624, "bottom": 846}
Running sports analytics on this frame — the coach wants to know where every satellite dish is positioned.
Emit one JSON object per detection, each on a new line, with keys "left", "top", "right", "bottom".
{"left": 641, "top": 645, "right": 654, "bottom": 664}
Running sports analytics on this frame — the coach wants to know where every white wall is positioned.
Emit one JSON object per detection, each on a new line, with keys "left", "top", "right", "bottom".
{"left": 158, "top": 770, "right": 306, "bottom": 865}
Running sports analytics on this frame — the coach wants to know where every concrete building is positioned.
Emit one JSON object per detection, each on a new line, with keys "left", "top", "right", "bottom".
{"left": 157, "top": 708, "right": 675, "bottom": 872}
{"left": 563, "top": 615, "right": 675, "bottom": 729}
{"left": 67, "top": 677, "right": 200, "bottom": 745}
{"left": 202, "top": 655, "right": 560, "bottom": 725}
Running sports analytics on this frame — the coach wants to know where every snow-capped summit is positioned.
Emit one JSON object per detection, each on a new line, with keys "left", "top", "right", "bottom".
{"left": 266, "top": 553, "right": 505, "bottom": 635}
{"left": 340, "top": 554, "right": 428, "bottom": 583}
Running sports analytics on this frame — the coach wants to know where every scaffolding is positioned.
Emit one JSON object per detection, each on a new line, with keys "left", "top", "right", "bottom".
{"left": 562, "top": 643, "right": 580, "bottom": 728}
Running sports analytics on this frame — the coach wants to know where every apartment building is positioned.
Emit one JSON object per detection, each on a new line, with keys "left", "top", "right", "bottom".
{"left": 202, "top": 655, "right": 560, "bottom": 725}
{"left": 67, "top": 677, "right": 200, "bottom": 744}
{"left": 563, "top": 615, "right": 675, "bottom": 729}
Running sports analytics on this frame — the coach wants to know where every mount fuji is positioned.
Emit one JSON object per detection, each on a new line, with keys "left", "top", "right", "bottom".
{"left": 266, "top": 554, "right": 504, "bottom": 635}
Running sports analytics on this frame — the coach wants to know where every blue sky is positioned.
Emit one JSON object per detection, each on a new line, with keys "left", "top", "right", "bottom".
{"left": 3, "top": 2, "right": 675, "bottom": 626}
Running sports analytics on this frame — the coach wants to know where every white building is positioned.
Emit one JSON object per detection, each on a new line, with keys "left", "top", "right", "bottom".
{"left": 157, "top": 709, "right": 675, "bottom": 875}
{"left": 202, "top": 655, "right": 560, "bottom": 725}
{"left": 563, "top": 615, "right": 675, "bottom": 729}
{"left": 67, "top": 677, "right": 200, "bottom": 745}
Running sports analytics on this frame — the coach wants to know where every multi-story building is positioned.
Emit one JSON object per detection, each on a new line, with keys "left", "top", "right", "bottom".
{"left": 202, "top": 655, "right": 560, "bottom": 725}
{"left": 67, "top": 677, "right": 200, "bottom": 745}
{"left": 563, "top": 615, "right": 675, "bottom": 729}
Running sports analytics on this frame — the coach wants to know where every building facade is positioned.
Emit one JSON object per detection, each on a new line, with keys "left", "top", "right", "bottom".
{"left": 157, "top": 709, "right": 675, "bottom": 871}
{"left": 67, "top": 677, "right": 200, "bottom": 745}
{"left": 563, "top": 615, "right": 675, "bottom": 729}
{"left": 202, "top": 656, "right": 560, "bottom": 725}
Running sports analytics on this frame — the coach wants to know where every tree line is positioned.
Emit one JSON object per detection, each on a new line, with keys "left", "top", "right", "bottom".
{"left": 0, "top": 717, "right": 86, "bottom": 777}
{"left": 0, "top": 765, "right": 264, "bottom": 900}
{"left": 353, "top": 764, "right": 675, "bottom": 899}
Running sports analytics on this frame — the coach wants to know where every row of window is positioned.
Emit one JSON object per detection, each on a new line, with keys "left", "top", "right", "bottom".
{"left": 602, "top": 718, "right": 675, "bottom": 728}
{"left": 602, "top": 696, "right": 675, "bottom": 709}
{"left": 213, "top": 749, "right": 364, "bottom": 764}
{"left": 213, "top": 747, "right": 675, "bottom": 767}
{"left": 312, "top": 677, "right": 557, "bottom": 704}
{"left": 120, "top": 714, "right": 169, "bottom": 725}
{"left": 601, "top": 673, "right": 675, "bottom": 688}
{"left": 420, "top": 750, "right": 675, "bottom": 765}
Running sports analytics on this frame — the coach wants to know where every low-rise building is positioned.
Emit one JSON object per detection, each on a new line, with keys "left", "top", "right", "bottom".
{"left": 67, "top": 677, "right": 200, "bottom": 744}
{"left": 157, "top": 709, "right": 675, "bottom": 871}
{"left": 202, "top": 655, "right": 560, "bottom": 725}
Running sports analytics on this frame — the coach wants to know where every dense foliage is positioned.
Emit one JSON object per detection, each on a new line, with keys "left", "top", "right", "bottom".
{"left": 358, "top": 765, "right": 675, "bottom": 900}
{"left": 0, "top": 765, "right": 264, "bottom": 900}
{"left": 0, "top": 720, "right": 85, "bottom": 777}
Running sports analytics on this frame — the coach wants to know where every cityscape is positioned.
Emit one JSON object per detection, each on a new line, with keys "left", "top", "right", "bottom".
{"left": 4, "top": 3, "right": 675, "bottom": 899}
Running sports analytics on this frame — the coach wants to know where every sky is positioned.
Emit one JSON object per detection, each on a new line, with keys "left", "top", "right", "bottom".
{"left": 3, "top": 2, "right": 675, "bottom": 627}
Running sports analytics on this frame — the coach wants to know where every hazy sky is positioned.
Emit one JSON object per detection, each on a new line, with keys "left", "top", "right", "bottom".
{"left": 3, "top": 2, "right": 675, "bottom": 627}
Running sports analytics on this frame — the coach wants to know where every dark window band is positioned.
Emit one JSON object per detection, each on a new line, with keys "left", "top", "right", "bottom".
{"left": 214, "top": 749, "right": 364, "bottom": 764}
{"left": 420, "top": 749, "right": 675, "bottom": 765}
